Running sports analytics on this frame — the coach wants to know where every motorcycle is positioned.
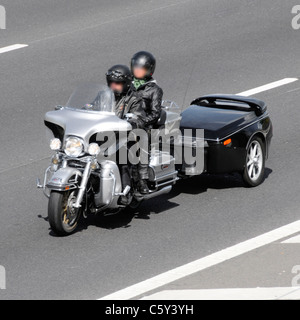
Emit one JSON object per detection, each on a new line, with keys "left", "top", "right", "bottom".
{"left": 38, "top": 83, "right": 272, "bottom": 236}
{"left": 37, "top": 83, "right": 183, "bottom": 236}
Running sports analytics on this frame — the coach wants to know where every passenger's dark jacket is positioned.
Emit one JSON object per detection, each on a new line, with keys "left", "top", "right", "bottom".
{"left": 115, "top": 90, "right": 146, "bottom": 129}
{"left": 131, "top": 79, "right": 163, "bottom": 127}
{"left": 115, "top": 90, "right": 149, "bottom": 181}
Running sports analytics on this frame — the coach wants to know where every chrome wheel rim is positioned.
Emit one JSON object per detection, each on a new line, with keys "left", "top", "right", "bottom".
{"left": 62, "top": 191, "right": 79, "bottom": 228}
{"left": 246, "top": 141, "right": 263, "bottom": 182}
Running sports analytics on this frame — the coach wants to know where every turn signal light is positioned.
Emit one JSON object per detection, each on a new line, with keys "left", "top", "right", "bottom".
{"left": 223, "top": 139, "right": 232, "bottom": 146}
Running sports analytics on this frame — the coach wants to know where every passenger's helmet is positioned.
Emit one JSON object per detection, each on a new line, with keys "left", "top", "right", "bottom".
{"left": 131, "top": 51, "right": 156, "bottom": 80}
{"left": 106, "top": 64, "right": 132, "bottom": 95}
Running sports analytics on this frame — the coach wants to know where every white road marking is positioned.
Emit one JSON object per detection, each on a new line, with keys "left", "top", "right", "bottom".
{"left": 99, "top": 220, "right": 300, "bottom": 300}
{"left": 141, "top": 287, "right": 300, "bottom": 300}
{"left": 0, "top": 44, "right": 28, "bottom": 54}
{"left": 237, "top": 78, "right": 299, "bottom": 96}
{"left": 281, "top": 234, "right": 300, "bottom": 244}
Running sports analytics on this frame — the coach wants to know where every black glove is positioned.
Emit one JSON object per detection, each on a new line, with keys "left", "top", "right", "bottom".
{"left": 128, "top": 120, "right": 138, "bottom": 130}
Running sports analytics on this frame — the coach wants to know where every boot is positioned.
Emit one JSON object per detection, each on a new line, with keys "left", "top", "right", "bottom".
{"left": 139, "top": 179, "right": 149, "bottom": 195}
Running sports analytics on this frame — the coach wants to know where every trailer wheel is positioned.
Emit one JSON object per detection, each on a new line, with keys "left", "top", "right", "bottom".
{"left": 243, "top": 137, "right": 265, "bottom": 187}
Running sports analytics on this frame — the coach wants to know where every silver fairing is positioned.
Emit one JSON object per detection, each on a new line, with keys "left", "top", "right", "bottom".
{"left": 45, "top": 108, "right": 131, "bottom": 148}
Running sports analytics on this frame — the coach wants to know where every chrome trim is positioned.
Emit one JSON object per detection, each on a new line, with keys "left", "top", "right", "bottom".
{"left": 73, "top": 159, "right": 92, "bottom": 208}
{"left": 63, "top": 136, "right": 86, "bottom": 158}
{"left": 162, "top": 100, "right": 181, "bottom": 111}
{"left": 115, "top": 185, "right": 131, "bottom": 197}
{"left": 156, "top": 177, "right": 179, "bottom": 188}
{"left": 38, "top": 166, "right": 81, "bottom": 198}
{"left": 92, "top": 171, "right": 117, "bottom": 213}
{"left": 36, "top": 166, "right": 52, "bottom": 198}
{"left": 96, "top": 160, "right": 122, "bottom": 209}
{"left": 154, "top": 171, "right": 178, "bottom": 182}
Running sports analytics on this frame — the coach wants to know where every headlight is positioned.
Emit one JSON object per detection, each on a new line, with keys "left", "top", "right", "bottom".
{"left": 50, "top": 138, "right": 61, "bottom": 151}
{"left": 88, "top": 143, "right": 101, "bottom": 156}
{"left": 64, "top": 137, "right": 83, "bottom": 158}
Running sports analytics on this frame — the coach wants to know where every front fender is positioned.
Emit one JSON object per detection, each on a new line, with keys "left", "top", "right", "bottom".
{"left": 46, "top": 167, "right": 82, "bottom": 191}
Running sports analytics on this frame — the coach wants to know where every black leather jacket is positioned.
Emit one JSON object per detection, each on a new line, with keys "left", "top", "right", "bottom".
{"left": 115, "top": 90, "right": 146, "bottom": 129}
{"left": 131, "top": 79, "right": 163, "bottom": 127}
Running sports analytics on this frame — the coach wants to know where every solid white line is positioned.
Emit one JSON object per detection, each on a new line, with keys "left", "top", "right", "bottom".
{"left": 281, "top": 234, "right": 300, "bottom": 244}
{"left": 140, "top": 287, "right": 300, "bottom": 300}
{"left": 237, "top": 78, "right": 298, "bottom": 97}
{"left": 0, "top": 44, "right": 28, "bottom": 54}
{"left": 99, "top": 220, "right": 300, "bottom": 300}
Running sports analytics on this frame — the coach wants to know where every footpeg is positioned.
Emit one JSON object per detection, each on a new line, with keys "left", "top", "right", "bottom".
{"left": 115, "top": 185, "right": 131, "bottom": 197}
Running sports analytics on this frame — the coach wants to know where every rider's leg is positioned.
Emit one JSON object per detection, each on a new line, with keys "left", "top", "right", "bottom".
{"left": 138, "top": 163, "right": 149, "bottom": 194}
{"left": 137, "top": 132, "right": 150, "bottom": 194}
{"left": 121, "top": 164, "right": 131, "bottom": 189}
{"left": 118, "top": 164, "right": 131, "bottom": 205}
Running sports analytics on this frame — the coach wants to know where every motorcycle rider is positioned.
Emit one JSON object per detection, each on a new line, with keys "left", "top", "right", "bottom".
{"left": 106, "top": 64, "right": 149, "bottom": 198}
{"left": 106, "top": 64, "right": 145, "bottom": 126}
{"left": 130, "top": 51, "right": 164, "bottom": 194}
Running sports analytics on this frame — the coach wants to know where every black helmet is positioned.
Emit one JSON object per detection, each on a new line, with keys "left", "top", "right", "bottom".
{"left": 106, "top": 64, "right": 132, "bottom": 95}
{"left": 131, "top": 51, "right": 156, "bottom": 80}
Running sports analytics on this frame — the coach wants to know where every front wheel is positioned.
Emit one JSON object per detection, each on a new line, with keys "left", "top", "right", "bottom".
{"left": 243, "top": 137, "right": 265, "bottom": 187}
{"left": 48, "top": 190, "right": 81, "bottom": 236}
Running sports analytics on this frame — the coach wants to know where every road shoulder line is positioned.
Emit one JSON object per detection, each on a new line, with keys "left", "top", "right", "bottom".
{"left": 99, "top": 220, "right": 300, "bottom": 300}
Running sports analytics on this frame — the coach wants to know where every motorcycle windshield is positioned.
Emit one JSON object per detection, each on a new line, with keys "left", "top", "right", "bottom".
{"left": 65, "top": 83, "right": 115, "bottom": 113}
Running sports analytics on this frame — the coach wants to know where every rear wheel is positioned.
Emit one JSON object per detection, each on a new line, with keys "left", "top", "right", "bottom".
{"left": 48, "top": 190, "right": 81, "bottom": 236}
{"left": 243, "top": 137, "right": 265, "bottom": 187}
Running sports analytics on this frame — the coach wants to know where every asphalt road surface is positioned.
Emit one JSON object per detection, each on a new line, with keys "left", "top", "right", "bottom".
{"left": 0, "top": 0, "right": 300, "bottom": 299}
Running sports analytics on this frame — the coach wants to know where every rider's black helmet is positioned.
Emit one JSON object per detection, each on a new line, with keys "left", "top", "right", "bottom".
{"left": 131, "top": 51, "right": 156, "bottom": 80}
{"left": 106, "top": 64, "right": 132, "bottom": 95}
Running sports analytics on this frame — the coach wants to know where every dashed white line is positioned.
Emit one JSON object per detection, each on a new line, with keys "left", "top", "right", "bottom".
{"left": 0, "top": 44, "right": 28, "bottom": 54}
{"left": 99, "top": 220, "right": 300, "bottom": 300}
{"left": 237, "top": 78, "right": 299, "bottom": 97}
